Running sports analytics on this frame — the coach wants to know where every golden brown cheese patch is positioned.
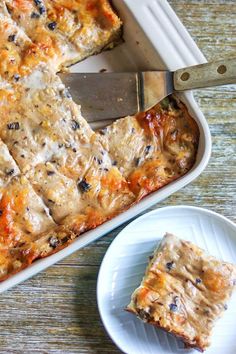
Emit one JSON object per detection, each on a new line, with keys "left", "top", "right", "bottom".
{"left": 126, "top": 233, "right": 236, "bottom": 352}
{"left": 0, "top": 11, "right": 53, "bottom": 80}
{"left": 0, "top": 171, "right": 55, "bottom": 279}
{"left": 5, "top": 0, "right": 122, "bottom": 69}
{"left": 0, "top": 176, "right": 55, "bottom": 239}
{"left": 98, "top": 96, "right": 199, "bottom": 199}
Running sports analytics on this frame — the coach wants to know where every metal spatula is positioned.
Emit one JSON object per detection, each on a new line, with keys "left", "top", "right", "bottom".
{"left": 59, "top": 58, "right": 236, "bottom": 122}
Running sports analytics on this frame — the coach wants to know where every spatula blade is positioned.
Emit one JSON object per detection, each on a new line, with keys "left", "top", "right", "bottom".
{"left": 59, "top": 71, "right": 174, "bottom": 122}
{"left": 59, "top": 72, "right": 140, "bottom": 122}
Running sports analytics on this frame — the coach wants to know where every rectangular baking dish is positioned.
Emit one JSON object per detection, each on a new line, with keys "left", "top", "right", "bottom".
{"left": 0, "top": 0, "right": 211, "bottom": 292}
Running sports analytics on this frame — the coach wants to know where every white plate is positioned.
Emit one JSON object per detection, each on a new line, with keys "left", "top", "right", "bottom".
{"left": 0, "top": 0, "right": 211, "bottom": 292}
{"left": 97, "top": 206, "right": 236, "bottom": 354}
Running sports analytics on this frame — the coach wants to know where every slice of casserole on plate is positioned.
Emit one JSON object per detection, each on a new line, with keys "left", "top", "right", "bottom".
{"left": 126, "top": 233, "right": 236, "bottom": 352}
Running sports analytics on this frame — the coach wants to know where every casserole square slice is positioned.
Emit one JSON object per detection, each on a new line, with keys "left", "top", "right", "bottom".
{"left": 4, "top": 0, "right": 122, "bottom": 69}
{"left": 126, "top": 233, "right": 236, "bottom": 352}
{"left": 98, "top": 96, "right": 199, "bottom": 200}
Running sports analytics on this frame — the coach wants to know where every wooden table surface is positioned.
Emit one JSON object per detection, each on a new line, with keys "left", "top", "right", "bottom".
{"left": 0, "top": 1, "right": 235, "bottom": 353}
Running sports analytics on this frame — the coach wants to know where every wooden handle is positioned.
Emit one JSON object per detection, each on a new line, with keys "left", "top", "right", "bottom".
{"left": 174, "top": 58, "right": 236, "bottom": 91}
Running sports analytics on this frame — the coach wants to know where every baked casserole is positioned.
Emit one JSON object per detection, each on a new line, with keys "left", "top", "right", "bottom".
{"left": 0, "top": 1, "right": 199, "bottom": 281}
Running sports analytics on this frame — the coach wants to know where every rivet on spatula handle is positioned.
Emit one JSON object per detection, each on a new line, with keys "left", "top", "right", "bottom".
{"left": 174, "top": 58, "right": 236, "bottom": 91}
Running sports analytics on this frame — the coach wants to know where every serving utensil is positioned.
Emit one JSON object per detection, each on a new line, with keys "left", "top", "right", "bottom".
{"left": 60, "top": 58, "right": 236, "bottom": 122}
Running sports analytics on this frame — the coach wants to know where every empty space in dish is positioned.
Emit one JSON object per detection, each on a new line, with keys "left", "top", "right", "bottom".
{"left": 0, "top": 0, "right": 211, "bottom": 292}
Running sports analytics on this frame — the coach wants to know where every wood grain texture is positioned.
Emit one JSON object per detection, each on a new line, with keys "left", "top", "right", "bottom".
{"left": 174, "top": 58, "right": 236, "bottom": 91}
{"left": 0, "top": 1, "right": 235, "bottom": 353}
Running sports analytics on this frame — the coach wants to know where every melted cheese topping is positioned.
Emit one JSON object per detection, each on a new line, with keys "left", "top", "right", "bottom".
{"left": 127, "top": 233, "right": 236, "bottom": 352}
{"left": 0, "top": 2, "right": 200, "bottom": 283}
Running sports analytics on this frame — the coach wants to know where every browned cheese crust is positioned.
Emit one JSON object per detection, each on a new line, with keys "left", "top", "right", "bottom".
{"left": 3, "top": 0, "right": 122, "bottom": 73}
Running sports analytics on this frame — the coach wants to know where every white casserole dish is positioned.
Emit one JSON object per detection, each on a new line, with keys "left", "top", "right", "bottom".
{"left": 0, "top": 0, "right": 211, "bottom": 292}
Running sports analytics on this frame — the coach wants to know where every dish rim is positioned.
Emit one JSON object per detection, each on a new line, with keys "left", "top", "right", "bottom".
{"left": 0, "top": 0, "right": 211, "bottom": 292}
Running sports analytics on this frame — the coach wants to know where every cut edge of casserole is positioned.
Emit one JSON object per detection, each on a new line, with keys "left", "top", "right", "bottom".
{"left": 126, "top": 233, "right": 236, "bottom": 352}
